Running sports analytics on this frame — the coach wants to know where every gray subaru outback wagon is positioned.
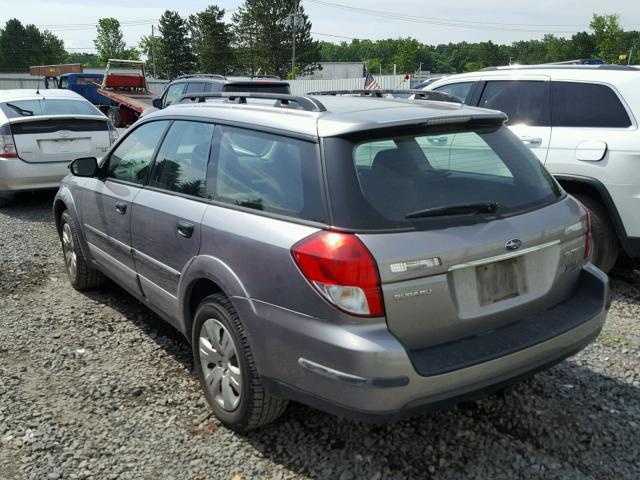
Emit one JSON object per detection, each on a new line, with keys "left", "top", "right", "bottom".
{"left": 54, "top": 91, "right": 609, "bottom": 431}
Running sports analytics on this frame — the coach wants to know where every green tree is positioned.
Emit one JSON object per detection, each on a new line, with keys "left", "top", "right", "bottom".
{"left": 232, "top": 0, "right": 320, "bottom": 77}
{"left": 590, "top": 13, "right": 624, "bottom": 62}
{"left": 0, "top": 19, "right": 66, "bottom": 70}
{"left": 94, "top": 18, "right": 134, "bottom": 65}
{"left": 189, "top": 5, "right": 234, "bottom": 74}
{"left": 158, "top": 10, "right": 196, "bottom": 79}
{"left": 66, "top": 52, "right": 100, "bottom": 67}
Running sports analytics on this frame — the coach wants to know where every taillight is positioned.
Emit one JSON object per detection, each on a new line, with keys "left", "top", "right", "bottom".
{"left": 107, "top": 121, "right": 118, "bottom": 145}
{"left": 0, "top": 124, "right": 17, "bottom": 157}
{"left": 583, "top": 208, "right": 592, "bottom": 260}
{"left": 291, "top": 231, "right": 385, "bottom": 317}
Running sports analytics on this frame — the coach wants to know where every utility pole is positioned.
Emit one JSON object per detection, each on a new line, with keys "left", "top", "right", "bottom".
{"left": 291, "top": 0, "right": 298, "bottom": 77}
{"left": 151, "top": 24, "right": 157, "bottom": 78}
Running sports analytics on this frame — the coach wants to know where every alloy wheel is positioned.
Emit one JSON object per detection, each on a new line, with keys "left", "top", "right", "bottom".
{"left": 199, "top": 318, "right": 242, "bottom": 411}
{"left": 62, "top": 222, "right": 77, "bottom": 279}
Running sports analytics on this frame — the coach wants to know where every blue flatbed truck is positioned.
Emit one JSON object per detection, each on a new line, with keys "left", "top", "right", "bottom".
{"left": 30, "top": 64, "right": 108, "bottom": 112}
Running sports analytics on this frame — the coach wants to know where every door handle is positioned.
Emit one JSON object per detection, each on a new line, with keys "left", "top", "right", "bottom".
{"left": 520, "top": 136, "right": 543, "bottom": 146}
{"left": 177, "top": 221, "right": 194, "bottom": 238}
{"left": 115, "top": 202, "right": 127, "bottom": 215}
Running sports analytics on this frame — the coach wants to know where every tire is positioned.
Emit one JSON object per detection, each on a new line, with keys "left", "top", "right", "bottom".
{"left": 192, "top": 293, "right": 288, "bottom": 432}
{"left": 107, "top": 107, "right": 121, "bottom": 128}
{"left": 60, "top": 211, "right": 105, "bottom": 290}
{"left": 574, "top": 194, "right": 619, "bottom": 273}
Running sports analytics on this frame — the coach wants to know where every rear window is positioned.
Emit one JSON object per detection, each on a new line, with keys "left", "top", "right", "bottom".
{"left": 0, "top": 99, "right": 100, "bottom": 118}
{"left": 551, "top": 81, "right": 632, "bottom": 128}
{"left": 324, "top": 124, "right": 562, "bottom": 231}
{"left": 223, "top": 83, "right": 290, "bottom": 94}
{"left": 211, "top": 125, "right": 326, "bottom": 222}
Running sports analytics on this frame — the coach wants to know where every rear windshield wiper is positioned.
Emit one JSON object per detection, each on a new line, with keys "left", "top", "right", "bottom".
{"left": 5, "top": 103, "right": 34, "bottom": 116}
{"left": 405, "top": 201, "right": 498, "bottom": 219}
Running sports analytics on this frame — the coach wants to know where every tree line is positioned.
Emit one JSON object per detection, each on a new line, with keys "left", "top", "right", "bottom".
{"left": 0, "top": 3, "right": 638, "bottom": 79}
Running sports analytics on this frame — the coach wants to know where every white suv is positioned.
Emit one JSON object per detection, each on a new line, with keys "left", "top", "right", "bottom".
{"left": 426, "top": 65, "right": 640, "bottom": 272}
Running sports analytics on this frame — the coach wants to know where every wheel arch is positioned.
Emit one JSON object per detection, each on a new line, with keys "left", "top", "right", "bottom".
{"left": 178, "top": 255, "right": 253, "bottom": 343}
{"left": 555, "top": 174, "right": 632, "bottom": 255}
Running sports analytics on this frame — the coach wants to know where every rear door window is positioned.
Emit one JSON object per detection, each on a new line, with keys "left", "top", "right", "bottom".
{"left": 433, "top": 82, "right": 475, "bottom": 103}
{"left": 185, "top": 82, "right": 206, "bottom": 94}
{"left": 478, "top": 81, "right": 551, "bottom": 126}
{"left": 148, "top": 120, "right": 214, "bottom": 198}
{"left": 211, "top": 125, "right": 325, "bottom": 221}
{"left": 551, "top": 81, "right": 631, "bottom": 128}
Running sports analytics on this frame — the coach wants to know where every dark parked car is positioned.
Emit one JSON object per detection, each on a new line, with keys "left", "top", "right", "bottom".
{"left": 152, "top": 74, "right": 291, "bottom": 110}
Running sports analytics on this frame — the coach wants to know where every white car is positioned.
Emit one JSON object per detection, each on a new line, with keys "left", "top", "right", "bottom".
{"left": 0, "top": 89, "right": 117, "bottom": 203}
{"left": 426, "top": 65, "right": 640, "bottom": 272}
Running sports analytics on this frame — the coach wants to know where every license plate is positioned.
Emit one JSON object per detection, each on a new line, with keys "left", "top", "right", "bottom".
{"left": 476, "top": 257, "right": 527, "bottom": 306}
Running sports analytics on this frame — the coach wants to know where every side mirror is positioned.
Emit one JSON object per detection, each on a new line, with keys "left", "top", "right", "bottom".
{"left": 152, "top": 98, "right": 163, "bottom": 109}
{"left": 69, "top": 157, "right": 99, "bottom": 177}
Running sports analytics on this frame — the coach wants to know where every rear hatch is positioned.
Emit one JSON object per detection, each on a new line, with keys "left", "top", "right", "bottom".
{"left": 1, "top": 99, "right": 110, "bottom": 163}
{"left": 323, "top": 119, "right": 588, "bottom": 352}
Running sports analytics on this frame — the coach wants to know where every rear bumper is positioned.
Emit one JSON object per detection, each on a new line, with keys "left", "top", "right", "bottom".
{"left": 0, "top": 157, "right": 69, "bottom": 194}
{"left": 237, "top": 264, "right": 608, "bottom": 422}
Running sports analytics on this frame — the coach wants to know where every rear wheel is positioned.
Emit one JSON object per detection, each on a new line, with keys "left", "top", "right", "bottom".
{"left": 193, "top": 293, "right": 288, "bottom": 432}
{"left": 60, "top": 211, "right": 105, "bottom": 290}
{"left": 107, "top": 107, "right": 122, "bottom": 128}
{"left": 574, "top": 194, "right": 619, "bottom": 273}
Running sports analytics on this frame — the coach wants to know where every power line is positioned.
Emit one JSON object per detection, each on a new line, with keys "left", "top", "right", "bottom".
{"left": 305, "top": 0, "right": 640, "bottom": 33}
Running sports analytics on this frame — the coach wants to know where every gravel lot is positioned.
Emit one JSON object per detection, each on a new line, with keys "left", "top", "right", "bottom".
{"left": 1, "top": 191, "right": 639, "bottom": 480}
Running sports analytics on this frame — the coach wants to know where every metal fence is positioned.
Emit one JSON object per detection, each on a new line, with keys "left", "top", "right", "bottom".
{"left": 0, "top": 74, "right": 409, "bottom": 96}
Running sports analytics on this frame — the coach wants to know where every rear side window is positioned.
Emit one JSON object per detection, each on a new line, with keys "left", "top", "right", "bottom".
{"left": 479, "top": 81, "right": 550, "bottom": 126}
{"left": 0, "top": 99, "right": 100, "bottom": 118}
{"left": 551, "top": 82, "right": 631, "bottom": 128}
{"left": 324, "top": 124, "right": 561, "bottom": 230}
{"left": 149, "top": 121, "right": 213, "bottom": 198}
{"left": 106, "top": 121, "right": 169, "bottom": 184}
{"left": 433, "top": 82, "right": 474, "bottom": 103}
{"left": 212, "top": 126, "right": 325, "bottom": 221}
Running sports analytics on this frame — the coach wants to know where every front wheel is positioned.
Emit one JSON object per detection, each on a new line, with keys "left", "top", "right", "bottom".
{"left": 60, "top": 211, "right": 105, "bottom": 290}
{"left": 192, "top": 293, "right": 288, "bottom": 432}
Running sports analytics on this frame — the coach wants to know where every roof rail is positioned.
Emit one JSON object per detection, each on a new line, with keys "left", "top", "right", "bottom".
{"left": 307, "top": 89, "right": 460, "bottom": 104}
{"left": 480, "top": 64, "right": 638, "bottom": 72}
{"left": 174, "top": 73, "right": 226, "bottom": 81}
{"left": 176, "top": 92, "right": 326, "bottom": 112}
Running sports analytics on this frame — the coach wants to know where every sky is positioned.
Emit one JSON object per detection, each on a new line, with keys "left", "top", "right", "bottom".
{"left": 1, "top": 0, "right": 640, "bottom": 53}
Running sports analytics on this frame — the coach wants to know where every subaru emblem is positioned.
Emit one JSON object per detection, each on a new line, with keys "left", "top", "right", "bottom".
{"left": 505, "top": 239, "right": 522, "bottom": 251}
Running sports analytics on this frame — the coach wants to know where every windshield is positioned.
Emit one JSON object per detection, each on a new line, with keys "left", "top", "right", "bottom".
{"left": 323, "top": 124, "right": 562, "bottom": 231}
{"left": 0, "top": 99, "right": 100, "bottom": 119}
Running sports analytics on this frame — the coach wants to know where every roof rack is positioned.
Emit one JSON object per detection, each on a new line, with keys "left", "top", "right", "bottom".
{"left": 174, "top": 73, "right": 226, "bottom": 81}
{"left": 176, "top": 92, "right": 326, "bottom": 112}
{"left": 307, "top": 89, "right": 460, "bottom": 104}
{"left": 480, "top": 64, "right": 638, "bottom": 72}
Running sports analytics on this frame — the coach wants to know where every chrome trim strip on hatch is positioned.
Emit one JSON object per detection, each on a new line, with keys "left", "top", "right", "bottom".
{"left": 448, "top": 239, "right": 561, "bottom": 271}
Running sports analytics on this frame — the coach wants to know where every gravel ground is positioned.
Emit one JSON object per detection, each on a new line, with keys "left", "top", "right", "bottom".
{"left": 1, "top": 191, "right": 639, "bottom": 480}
